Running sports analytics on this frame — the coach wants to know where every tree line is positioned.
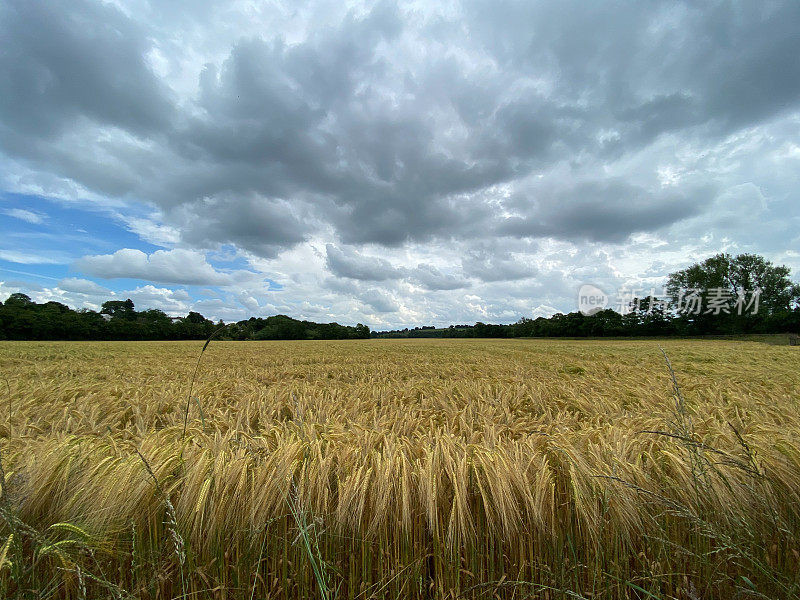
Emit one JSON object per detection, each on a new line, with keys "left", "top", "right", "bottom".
{"left": 374, "top": 253, "right": 800, "bottom": 338}
{"left": 0, "top": 296, "right": 370, "bottom": 341}
{"left": 1, "top": 253, "right": 798, "bottom": 341}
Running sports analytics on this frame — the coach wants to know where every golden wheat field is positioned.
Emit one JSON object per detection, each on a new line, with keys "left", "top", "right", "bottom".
{"left": 1, "top": 339, "right": 799, "bottom": 599}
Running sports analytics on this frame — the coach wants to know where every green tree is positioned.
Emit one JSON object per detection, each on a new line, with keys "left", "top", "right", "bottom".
{"left": 666, "top": 253, "right": 799, "bottom": 315}
{"left": 5, "top": 293, "right": 33, "bottom": 307}
{"left": 138, "top": 309, "right": 172, "bottom": 339}
{"left": 666, "top": 253, "right": 799, "bottom": 334}
{"left": 626, "top": 296, "right": 672, "bottom": 336}
{"left": 101, "top": 299, "right": 136, "bottom": 320}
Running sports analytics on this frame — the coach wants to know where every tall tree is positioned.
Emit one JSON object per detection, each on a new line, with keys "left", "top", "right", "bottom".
{"left": 665, "top": 253, "right": 800, "bottom": 335}
{"left": 666, "top": 253, "right": 799, "bottom": 316}
{"left": 101, "top": 299, "right": 136, "bottom": 321}
{"left": 4, "top": 293, "right": 33, "bottom": 306}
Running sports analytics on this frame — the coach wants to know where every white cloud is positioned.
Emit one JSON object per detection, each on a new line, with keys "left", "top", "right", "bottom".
{"left": 73, "top": 248, "right": 260, "bottom": 286}
{"left": 0, "top": 249, "right": 67, "bottom": 264}
{"left": 4, "top": 208, "right": 45, "bottom": 224}
{"left": 237, "top": 292, "right": 261, "bottom": 312}
{"left": 126, "top": 284, "right": 191, "bottom": 312}
{"left": 117, "top": 214, "right": 181, "bottom": 246}
{"left": 57, "top": 277, "right": 110, "bottom": 295}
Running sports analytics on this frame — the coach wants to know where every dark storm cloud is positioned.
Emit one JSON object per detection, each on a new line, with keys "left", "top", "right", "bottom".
{"left": 326, "top": 245, "right": 469, "bottom": 290}
{"left": 360, "top": 289, "right": 400, "bottom": 314}
{"left": 172, "top": 196, "right": 309, "bottom": 258}
{"left": 1, "top": 0, "right": 800, "bottom": 275}
{"left": 465, "top": 1, "right": 800, "bottom": 136}
{"left": 0, "top": 0, "right": 173, "bottom": 139}
{"left": 177, "top": 27, "right": 516, "bottom": 246}
{"left": 325, "top": 244, "right": 403, "bottom": 281}
{"left": 461, "top": 248, "right": 538, "bottom": 283}
{"left": 497, "top": 180, "right": 705, "bottom": 243}
{"left": 410, "top": 264, "right": 469, "bottom": 291}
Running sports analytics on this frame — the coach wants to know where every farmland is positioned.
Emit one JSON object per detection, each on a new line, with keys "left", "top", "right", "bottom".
{"left": 1, "top": 339, "right": 799, "bottom": 599}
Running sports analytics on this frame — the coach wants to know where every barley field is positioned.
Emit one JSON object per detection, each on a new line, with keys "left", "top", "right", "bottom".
{"left": 0, "top": 339, "right": 799, "bottom": 599}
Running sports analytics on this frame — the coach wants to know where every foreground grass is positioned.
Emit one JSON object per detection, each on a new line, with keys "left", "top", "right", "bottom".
{"left": 0, "top": 339, "right": 799, "bottom": 599}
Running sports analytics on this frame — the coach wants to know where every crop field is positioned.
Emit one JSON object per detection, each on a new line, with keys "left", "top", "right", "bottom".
{"left": 0, "top": 339, "right": 799, "bottom": 599}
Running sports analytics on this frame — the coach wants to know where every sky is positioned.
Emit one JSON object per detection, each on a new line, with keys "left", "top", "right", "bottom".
{"left": 1, "top": 0, "right": 799, "bottom": 328}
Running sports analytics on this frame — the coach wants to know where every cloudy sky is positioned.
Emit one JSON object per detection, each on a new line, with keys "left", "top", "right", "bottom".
{"left": 1, "top": 0, "right": 799, "bottom": 328}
